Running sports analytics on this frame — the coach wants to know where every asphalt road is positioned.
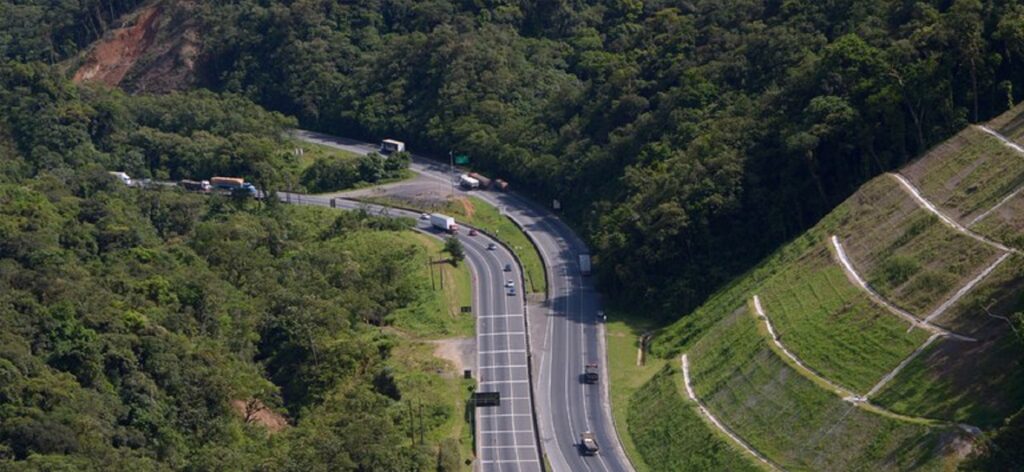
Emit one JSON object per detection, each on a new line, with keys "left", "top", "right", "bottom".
{"left": 293, "top": 130, "right": 634, "bottom": 472}
{"left": 274, "top": 192, "right": 543, "bottom": 471}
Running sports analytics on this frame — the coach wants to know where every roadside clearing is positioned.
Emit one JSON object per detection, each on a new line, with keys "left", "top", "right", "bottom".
{"left": 361, "top": 194, "right": 547, "bottom": 295}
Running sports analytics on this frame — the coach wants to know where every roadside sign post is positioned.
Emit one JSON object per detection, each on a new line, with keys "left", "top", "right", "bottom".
{"left": 474, "top": 392, "right": 501, "bottom": 407}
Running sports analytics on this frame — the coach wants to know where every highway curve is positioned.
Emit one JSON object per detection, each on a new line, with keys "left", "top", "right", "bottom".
{"left": 275, "top": 193, "right": 544, "bottom": 471}
{"left": 293, "top": 130, "right": 634, "bottom": 472}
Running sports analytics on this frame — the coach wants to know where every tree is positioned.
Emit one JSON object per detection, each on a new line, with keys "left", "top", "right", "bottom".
{"left": 443, "top": 236, "right": 464, "bottom": 266}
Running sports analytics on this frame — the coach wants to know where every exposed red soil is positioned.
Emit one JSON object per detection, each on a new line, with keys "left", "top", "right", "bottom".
{"left": 72, "top": 1, "right": 199, "bottom": 93}
{"left": 73, "top": 4, "right": 162, "bottom": 87}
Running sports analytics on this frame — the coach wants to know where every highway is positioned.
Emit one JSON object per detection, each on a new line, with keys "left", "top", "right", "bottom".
{"left": 274, "top": 192, "right": 543, "bottom": 471}
{"left": 293, "top": 130, "right": 634, "bottom": 472}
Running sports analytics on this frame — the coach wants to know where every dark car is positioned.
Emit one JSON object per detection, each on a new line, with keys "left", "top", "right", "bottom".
{"left": 504, "top": 264, "right": 512, "bottom": 272}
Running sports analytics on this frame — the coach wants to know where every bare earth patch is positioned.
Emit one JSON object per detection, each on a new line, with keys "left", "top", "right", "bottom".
{"left": 73, "top": 4, "right": 162, "bottom": 86}
{"left": 430, "top": 337, "right": 476, "bottom": 375}
{"left": 230, "top": 399, "right": 288, "bottom": 433}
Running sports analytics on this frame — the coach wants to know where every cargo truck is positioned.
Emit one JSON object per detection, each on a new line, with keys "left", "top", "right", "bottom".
{"left": 109, "top": 171, "right": 133, "bottom": 186}
{"left": 430, "top": 213, "right": 458, "bottom": 233}
{"left": 468, "top": 172, "right": 491, "bottom": 188}
{"left": 210, "top": 176, "right": 258, "bottom": 197}
{"left": 380, "top": 139, "right": 405, "bottom": 154}
{"left": 459, "top": 174, "right": 480, "bottom": 189}
{"left": 578, "top": 254, "right": 592, "bottom": 276}
{"left": 179, "top": 179, "right": 211, "bottom": 192}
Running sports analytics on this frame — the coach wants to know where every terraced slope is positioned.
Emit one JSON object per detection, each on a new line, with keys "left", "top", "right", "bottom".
{"left": 631, "top": 105, "right": 1024, "bottom": 470}
{"left": 902, "top": 126, "right": 1024, "bottom": 223}
{"left": 757, "top": 243, "right": 929, "bottom": 392}
{"left": 688, "top": 307, "right": 951, "bottom": 471}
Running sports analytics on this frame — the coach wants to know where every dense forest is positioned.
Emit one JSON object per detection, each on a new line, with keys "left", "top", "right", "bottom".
{"left": 4, "top": 0, "right": 1024, "bottom": 468}
{"left": 6, "top": 0, "right": 1024, "bottom": 325}
{"left": 0, "top": 64, "right": 467, "bottom": 470}
{"left": 178, "top": 0, "right": 1024, "bottom": 316}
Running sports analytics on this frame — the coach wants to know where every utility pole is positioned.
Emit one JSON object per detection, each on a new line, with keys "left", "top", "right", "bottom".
{"left": 418, "top": 401, "right": 425, "bottom": 445}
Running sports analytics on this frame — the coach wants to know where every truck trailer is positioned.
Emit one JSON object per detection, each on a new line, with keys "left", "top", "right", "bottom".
{"left": 380, "top": 139, "right": 405, "bottom": 154}
{"left": 459, "top": 174, "right": 480, "bottom": 189}
{"left": 179, "top": 179, "right": 211, "bottom": 192}
{"left": 430, "top": 213, "right": 458, "bottom": 233}
{"left": 578, "top": 254, "right": 592, "bottom": 276}
{"left": 467, "top": 172, "right": 491, "bottom": 188}
{"left": 210, "top": 177, "right": 258, "bottom": 197}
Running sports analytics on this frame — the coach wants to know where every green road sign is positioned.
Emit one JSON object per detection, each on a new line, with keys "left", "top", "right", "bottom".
{"left": 455, "top": 154, "right": 470, "bottom": 165}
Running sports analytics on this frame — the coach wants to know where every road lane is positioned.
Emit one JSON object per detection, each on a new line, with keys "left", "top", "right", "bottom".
{"left": 291, "top": 130, "right": 634, "bottom": 472}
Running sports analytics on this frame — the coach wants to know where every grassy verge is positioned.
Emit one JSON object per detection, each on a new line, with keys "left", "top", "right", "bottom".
{"left": 757, "top": 243, "right": 929, "bottom": 393}
{"left": 385, "top": 230, "right": 477, "bottom": 468}
{"left": 627, "top": 365, "right": 762, "bottom": 472}
{"left": 687, "top": 306, "right": 949, "bottom": 471}
{"left": 287, "top": 138, "right": 362, "bottom": 171}
{"left": 605, "top": 309, "right": 669, "bottom": 471}
{"left": 362, "top": 194, "right": 547, "bottom": 294}
{"left": 389, "top": 341, "right": 476, "bottom": 470}
{"left": 385, "top": 231, "right": 475, "bottom": 339}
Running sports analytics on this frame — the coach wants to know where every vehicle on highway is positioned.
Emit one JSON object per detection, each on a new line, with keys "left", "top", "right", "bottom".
{"left": 469, "top": 172, "right": 492, "bottom": 189}
{"left": 504, "top": 263, "right": 512, "bottom": 272}
{"left": 108, "top": 171, "right": 133, "bottom": 186}
{"left": 179, "top": 179, "right": 211, "bottom": 192}
{"left": 211, "top": 176, "right": 258, "bottom": 197}
{"left": 506, "top": 286, "right": 516, "bottom": 296}
{"left": 487, "top": 243, "right": 497, "bottom": 250}
{"left": 459, "top": 174, "right": 480, "bottom": 189}
{"left": 582, "top": 364, "right": 599, "bottom": 384}
{"left": 380, "top": 138, "right": 405, "bottom": 154}
{"left": 578, "top": 253, "right": 592, "bottom": 276}
{"left": 430, "top": 213, "right": 458, "bottom": 233}
{"left": 505, "top": 280, "right": 514, "bottom": 288}
{"left": 580, "top": 432, "right": 599, "bottom": 455}
{"left": 468, "top": 228, "right": 478, "bottom": 236}
{"left": 420, "top": 213, "right": 430, "bottom": 220}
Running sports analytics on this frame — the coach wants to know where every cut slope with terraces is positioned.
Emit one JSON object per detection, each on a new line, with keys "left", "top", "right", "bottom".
{"left": 632, "top": 106, "right": 1024, "bottom": 470}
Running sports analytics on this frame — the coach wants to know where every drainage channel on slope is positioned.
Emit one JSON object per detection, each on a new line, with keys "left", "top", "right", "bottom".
{"left": 829, "top": 235, "right": 976, "bottom": 342}
{"left": 680, "top": 354, "right": 784, "bottom": 472}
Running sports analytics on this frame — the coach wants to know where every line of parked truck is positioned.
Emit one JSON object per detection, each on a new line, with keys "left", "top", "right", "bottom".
{"left": 109, "top": 172, "right": 260, "bottom": 197}
{"left": 459, "top": 172, "right": 509, "bottom": 191}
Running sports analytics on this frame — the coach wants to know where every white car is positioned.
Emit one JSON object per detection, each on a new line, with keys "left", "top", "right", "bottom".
{"left": 505, "top": 280, "right": 514, "bottom": 288}
{"left": 420, "top": 213, "right": 430, "bottom": 220}
{"left": 487, "top": 243, "right": 497, "bottom": 250}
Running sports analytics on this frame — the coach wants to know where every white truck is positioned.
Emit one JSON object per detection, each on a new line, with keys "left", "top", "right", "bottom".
{"left": 430, "top": 213, "right": 458, "bottom": 233}
{"left": 380, "top": 139, "right": 405, "bottom": 154}
{"left": 579, "top": 254, "right": 592, "bottom": 276}
{"left": 459, "top": 174, "right": 480, "bottom": 189}
{"left": 108, "top": 171, "right": 133, "bottom": 186}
